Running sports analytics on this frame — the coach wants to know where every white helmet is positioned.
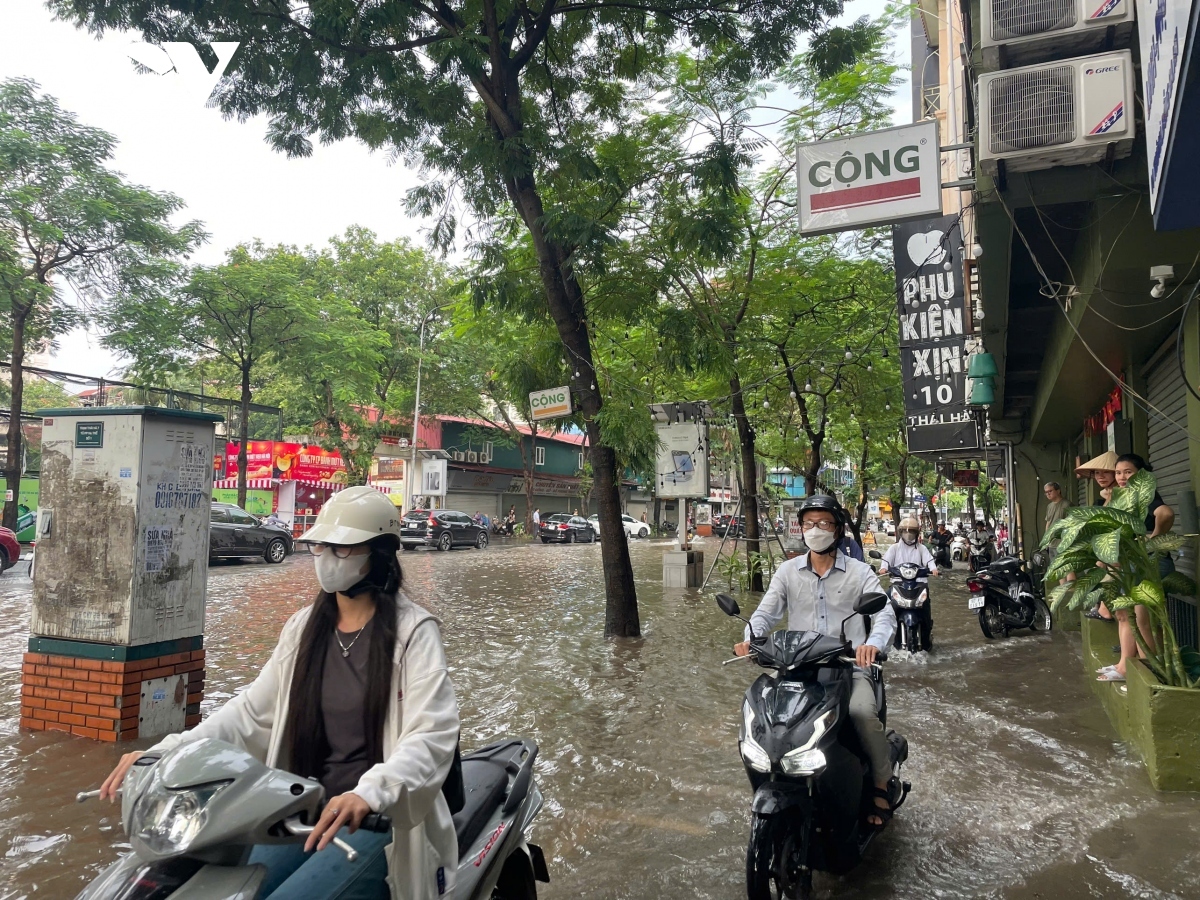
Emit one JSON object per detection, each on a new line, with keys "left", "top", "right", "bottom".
{"left": 298, "top": 486, "right": 401, "bottom": 545}
{"left": 898, "top": 516, "right": 920, "bottom": 533}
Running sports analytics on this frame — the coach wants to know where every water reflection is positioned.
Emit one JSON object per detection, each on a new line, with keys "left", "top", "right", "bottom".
{"left": 1, "top": 541, "right": 1199, "bottom": 898}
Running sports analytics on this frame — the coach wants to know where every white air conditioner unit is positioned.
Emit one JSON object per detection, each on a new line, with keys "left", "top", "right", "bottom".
{"left": 479, "top": 452, "right": 491, "bottom": 464}
{"left": 978, "top": 51, "right": 1134, "bottom": 176}
{"left": 453, "top": 451, "right": 466, "bottom": 462}
{"left": 467, "top": 451, "right": 478, "bottom": 463}
{"left": 981, "top": 0, "right": 1134, "bottom": 63}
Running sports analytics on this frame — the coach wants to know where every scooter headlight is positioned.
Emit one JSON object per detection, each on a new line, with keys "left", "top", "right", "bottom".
{"left": 133, "top": 780, "right": 230, "bottom": 855}
{"left": 740, "top": 700, "right": 772, "bottom": 773}
{"left": 780, "top": 748, "right": 827, "bottom": 776}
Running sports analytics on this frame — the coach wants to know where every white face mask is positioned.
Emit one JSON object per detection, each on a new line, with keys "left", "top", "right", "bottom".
{"left": 803, "top": 527, "right": 838, "bottom": 553}
{"left": 314, "top": 551, "right": 371, "bottom": 594}
{"left": 901, "top": 532, "right": 917, "bottom": 545}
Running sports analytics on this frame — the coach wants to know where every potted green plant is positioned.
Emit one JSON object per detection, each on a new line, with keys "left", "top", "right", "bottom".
{"left": 1042, "top": 468, "right": 1198, "bottom": 687}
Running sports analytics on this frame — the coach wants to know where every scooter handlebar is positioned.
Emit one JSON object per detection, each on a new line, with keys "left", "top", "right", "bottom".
{"left": 360, "top": 813, "right": 393, "bottom": 833}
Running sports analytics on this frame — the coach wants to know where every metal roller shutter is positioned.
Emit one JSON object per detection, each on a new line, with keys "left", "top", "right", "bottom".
{"left": 1145, "top": 348, "right": 1194, "bottom": 579}
{"left": 442, "top": 492, "right": 504, "bottom": 519}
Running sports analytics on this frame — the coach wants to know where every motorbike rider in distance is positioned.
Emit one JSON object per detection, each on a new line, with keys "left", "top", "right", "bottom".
{"left": 733, "top": 495, "right": 898, "bottom": 827}
{"left": 932, "top": 522, "right": 953, "bottom": 566}
{"left": 880, "top": 517, "right": 940, "bottom": 648}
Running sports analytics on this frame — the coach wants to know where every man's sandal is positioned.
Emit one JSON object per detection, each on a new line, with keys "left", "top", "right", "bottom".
{"left": 1096, "top": 668, "right": 1126, "bottom": 682}
{"left": 866, "top": 787, "right": 894, "bottom": 829}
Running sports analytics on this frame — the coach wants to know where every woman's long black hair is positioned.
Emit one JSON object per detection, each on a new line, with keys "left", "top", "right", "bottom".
{"left": 283, "top": 536, "right": 403, "bottom": 781}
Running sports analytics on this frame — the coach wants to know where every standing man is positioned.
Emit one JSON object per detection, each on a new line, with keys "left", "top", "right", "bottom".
{"left": 1043, "top": 482, "right": 1070, "bottom": 535}
{"left": 734, "top": 495, "right": 897, "bottom": 827}
{"left": 532, "top": 507, "right": 541, "bottom": 529}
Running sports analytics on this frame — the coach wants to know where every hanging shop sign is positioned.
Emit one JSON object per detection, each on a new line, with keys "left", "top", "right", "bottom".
{"left": 654, "top": 421, "right": 709, "bottom": 499}
{"left": 225, "top": 441, "right": 348, "bottom": 483}
{"left": 797, "top": 120, "right": 942, "bottom": 235}
{"left": 509, "top": 475, "right": 583, "bottom": 497}
{"left": 951, "top": 469, "right": 980, "bottom": 487}
{"left": 446, "top": 469, "right": 516, "bottom": 493}
{"left": 893, "top": 214, "right": 981, "bottom": 454}
{"left": 529, "top": 386, "right": 573, "bottom": 422}
{"left": 1137, "top": 0, "right": 1200, "bottom": 229}
{"left": 1084, "top": 385, "right": 1123, "bottom": 437}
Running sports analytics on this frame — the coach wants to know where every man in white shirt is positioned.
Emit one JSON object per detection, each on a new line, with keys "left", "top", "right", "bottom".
{"left": 734, "top": 495, "right": 897, "bottom": 826}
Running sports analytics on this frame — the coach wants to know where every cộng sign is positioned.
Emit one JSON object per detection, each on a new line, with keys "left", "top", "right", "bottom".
{"left": 797, "top": 121, "right": 942, "bottom": 235}
{"left": 529, "top": 386, "right": 573, "bottom": 422}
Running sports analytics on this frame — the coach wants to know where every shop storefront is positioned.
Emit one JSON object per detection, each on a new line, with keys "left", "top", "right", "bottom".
{"left": 217, "top": 441, "right": 352, "bottom": 535}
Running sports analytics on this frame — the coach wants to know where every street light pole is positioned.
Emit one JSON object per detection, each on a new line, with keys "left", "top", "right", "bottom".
{"left": 408, "top": 301, "right": 453, "bottom": 512}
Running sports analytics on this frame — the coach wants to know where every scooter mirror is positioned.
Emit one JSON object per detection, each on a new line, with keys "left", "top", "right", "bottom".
{"left": 854, "top": 591, "right": 888, "bottom": 616}
{"left": 716, "top": 593, "right": 741, "bottom": 617}
{"left": 867, "top": 549, "right": 882, "bottom": 560}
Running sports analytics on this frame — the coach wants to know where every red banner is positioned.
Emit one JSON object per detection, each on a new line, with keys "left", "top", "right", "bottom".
{"left": 1084, "top": 386, "right": 1123, "bottom": 438}
{"left": 225, "top": 441, "right": 346, "bottom": 482}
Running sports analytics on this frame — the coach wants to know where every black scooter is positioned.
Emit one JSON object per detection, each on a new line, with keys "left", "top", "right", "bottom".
{"left": 717, "top": 592, "right": 910, "bottom": 900}
{"left": 967, "top": 552, "right": 1053, "bottom": 639}
{"left": 932, "top": 540, "right": 952, "bottom": 570}
{"left": 868, "top": 550, "right": 933, "bottom": 653}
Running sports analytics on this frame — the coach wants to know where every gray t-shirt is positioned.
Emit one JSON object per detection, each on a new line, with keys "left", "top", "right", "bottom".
{"left": 320, "top": 618, "right": 374, "bottom": 797}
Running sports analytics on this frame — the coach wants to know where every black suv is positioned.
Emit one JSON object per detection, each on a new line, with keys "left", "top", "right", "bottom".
{"left": 401, "top": 509, "right": 490, "bottom": 551}
{"left": 209, "top": 503, "right": 293, "bottom": 564}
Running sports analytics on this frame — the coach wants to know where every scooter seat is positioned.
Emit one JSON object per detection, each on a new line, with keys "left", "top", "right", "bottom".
{"left": 452, "top": 759, "right": 509, "bottom": 856}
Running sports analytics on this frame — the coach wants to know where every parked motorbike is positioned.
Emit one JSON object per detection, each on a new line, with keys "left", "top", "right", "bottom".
{"left": 717, "top": 592, "right": 910, "bottom": 900}
{"left": 75, "top": 737, "right": 550, "bottom": 900}
{"left": 869, "top": 550, "right": 933, "bottom": 653}
{"left": 968, "top": 534, "right": 993, "bottom": 573}
{"left": 967, "top": 552, "right": 1053, "bottom": 639}
{"left": 950, "top": 535, "right": 969, "bottom": 561}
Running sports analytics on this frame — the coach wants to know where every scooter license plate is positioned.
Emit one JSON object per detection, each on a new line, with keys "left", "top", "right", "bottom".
{"left": 968, "top": 596, "right": 986, "bottom": 610}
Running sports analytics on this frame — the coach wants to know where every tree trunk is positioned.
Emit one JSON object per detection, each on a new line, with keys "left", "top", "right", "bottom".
{"left": 967, "top": 486, "right": 976, "bottom": 523}
{"left": 3, "top": 311, "right": 27, "bottom": 530}
{"left": 504, "top": 174, "right": 639, "bottom": 635}
{"left": 851, "top": 430, "right": 869, "bottom": 545}
{"left": 237, "top": 363, "right": 251, "bottom": 509}
{"left": 730, "top": 375, "right": 762, "bottom": 592}
{"left": 893, "top": 454, "right": 908, "bottom": 530}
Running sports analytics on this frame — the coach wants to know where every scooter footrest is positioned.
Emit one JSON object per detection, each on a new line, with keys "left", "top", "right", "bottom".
{"left": 529, "top": 843, "right": 550, "bottom": 883}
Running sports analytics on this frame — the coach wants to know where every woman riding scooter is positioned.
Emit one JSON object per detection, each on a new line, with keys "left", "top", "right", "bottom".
{"left": 98, "top": 486, "right": 460, "bottom": 900}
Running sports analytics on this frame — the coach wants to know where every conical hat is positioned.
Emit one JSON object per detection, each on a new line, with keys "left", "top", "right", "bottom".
{"left": 1075, "top": 450, "right": 1118, "bottom": 476}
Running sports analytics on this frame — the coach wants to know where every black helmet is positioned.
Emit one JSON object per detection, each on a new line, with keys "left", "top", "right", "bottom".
{"left": 796, "top": 494, "right": 847, "bottom": 525}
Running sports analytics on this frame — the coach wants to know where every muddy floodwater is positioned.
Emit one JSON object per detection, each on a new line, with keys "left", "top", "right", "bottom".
{"left": 2, "top": 538, "right": 1199, "bottom": 899}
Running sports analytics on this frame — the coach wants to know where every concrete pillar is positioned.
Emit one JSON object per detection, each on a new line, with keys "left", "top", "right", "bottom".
{"left": 20, "top": 407, "right": 221, "bottom": 742}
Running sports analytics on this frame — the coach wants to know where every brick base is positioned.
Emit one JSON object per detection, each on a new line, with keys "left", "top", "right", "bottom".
{"left": 19, "top": 649, "right": 205, "bottom": 741}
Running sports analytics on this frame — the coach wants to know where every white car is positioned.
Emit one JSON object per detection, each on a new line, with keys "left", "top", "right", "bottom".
{"left": 586, "top": 514, "right": 651, "bottom": 539}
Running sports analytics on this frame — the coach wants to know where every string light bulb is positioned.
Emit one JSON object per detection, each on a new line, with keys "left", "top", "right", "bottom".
{"left": 844, "top": 345, "right": 852, "bottom": 359}
{"left": 790, "top": 390, "right": 797, "bottom": 399}
{"left": 763, "top": 399, "right": 769, "bottom": 409}
{"left": 805, "top": 380, "right": 813, "bottom": 391}
{"left": 820, "top": 364, "right": 826, "bottom": 373}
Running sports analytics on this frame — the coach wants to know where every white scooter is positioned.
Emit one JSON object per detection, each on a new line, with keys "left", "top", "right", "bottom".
{"left": 75, "top": 737, "right": 549, "bottom": 899}
{"left": 950, "top": 534, "right": 969, "bottom": 562}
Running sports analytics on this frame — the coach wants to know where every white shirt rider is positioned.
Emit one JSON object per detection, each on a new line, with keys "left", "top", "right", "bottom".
{"left": 881, "top": 527, "right": 939, "bottom": 583}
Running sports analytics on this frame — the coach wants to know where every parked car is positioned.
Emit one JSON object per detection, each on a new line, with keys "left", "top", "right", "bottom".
{"left": 401, "top": 508, "right": 490, "bottom": 551}
{"left": 209, "top": 502, "right": 293, "bottom": 564}
{"left": 539, "top": 513, "right": 596, "bottom": 543}
{"left": 584, "top": 514, "right": 650, "bottom": 539}
{"left": 0, "top": 525, "right": 20, "bottom": 572}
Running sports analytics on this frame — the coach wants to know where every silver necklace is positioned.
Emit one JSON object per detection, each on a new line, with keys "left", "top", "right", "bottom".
{"left": 334, "top": 624, "right": 367, "bottom": 658}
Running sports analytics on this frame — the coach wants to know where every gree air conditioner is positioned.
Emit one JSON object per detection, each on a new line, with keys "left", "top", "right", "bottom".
{"left": 981, "top": 0, "right": 1134, "bottom": 64}
{"left": 978, "top": 51, "right": 1135, "bottom": 176}
{"left": 467, "top": 451, "right": 478, "bottom": 463}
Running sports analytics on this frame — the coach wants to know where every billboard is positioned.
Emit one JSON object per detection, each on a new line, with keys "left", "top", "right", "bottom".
{"left": 655, "top": 422, "right": 708, "bottom": 498}
{"left": 893, "top": 215, "right": 981, "bottom": 454}
{"left": 421, "top": 459, "right": 447, "bottom": 497}
{"left": 224, "top": 441, "right": 348, "bottom": 482}
{"left": 797, "top": 121, "right": 942, "bottom": 235}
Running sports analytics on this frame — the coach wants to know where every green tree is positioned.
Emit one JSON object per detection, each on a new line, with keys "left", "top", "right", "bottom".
{"left": 104, "top": 243, "right": 319, "bottom": 507}
{"left": 0, "top": 77, "right": 202, "bottom": 527}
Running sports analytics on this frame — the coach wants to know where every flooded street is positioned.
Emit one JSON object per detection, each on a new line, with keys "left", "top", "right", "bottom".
{"left": 2, "top": 539, "right": 1200, "bottom": 899}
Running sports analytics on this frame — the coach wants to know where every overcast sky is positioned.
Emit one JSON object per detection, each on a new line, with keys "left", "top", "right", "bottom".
{"left": 0, "top": 0, "right": 910, "bottom": 382}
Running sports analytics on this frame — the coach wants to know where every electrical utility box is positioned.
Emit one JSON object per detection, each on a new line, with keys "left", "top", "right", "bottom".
{"left": 31, "top": 407, "right": 222, "bottom": 646}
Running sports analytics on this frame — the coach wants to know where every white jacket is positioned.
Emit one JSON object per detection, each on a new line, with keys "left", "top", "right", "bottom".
{"left": 148, "top": 596, "right": 460, "bottom": 900}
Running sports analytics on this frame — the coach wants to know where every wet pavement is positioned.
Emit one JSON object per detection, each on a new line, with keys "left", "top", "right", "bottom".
{"left": 2, "top": 539, "right": 1200, "bottom": 899}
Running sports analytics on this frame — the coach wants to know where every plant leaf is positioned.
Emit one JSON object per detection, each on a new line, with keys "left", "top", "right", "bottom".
{"left": 1132, "top": 580, "right": 1166, "bottom": 610}
{"left": 1145, "top": 533, "right": 1188, "bottom": 553}
{"left": 1107, "top": 594, "right": 1137, "bottom": 612}
{"left": 1163, "top": 571, "right": 1199, "bottom": 597}
{"left": 1091, "top": 530, "right": 1122, "bottom": 565}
